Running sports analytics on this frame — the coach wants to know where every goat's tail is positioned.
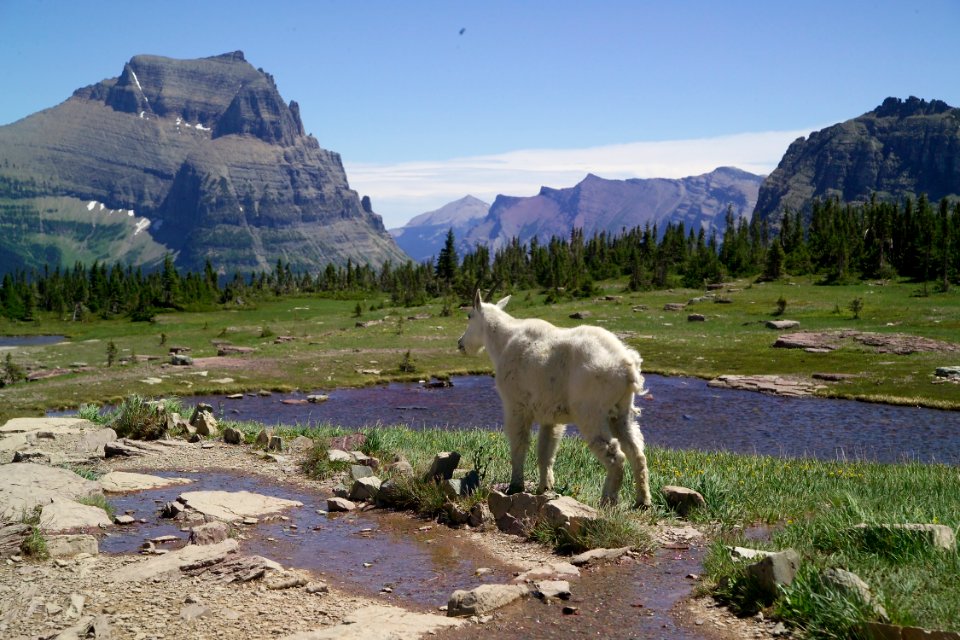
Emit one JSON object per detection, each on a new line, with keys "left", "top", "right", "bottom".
{"left": 626, "top": 348, "right": 649, "bottom": 397}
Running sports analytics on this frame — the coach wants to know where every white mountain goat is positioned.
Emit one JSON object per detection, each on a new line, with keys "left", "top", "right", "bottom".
{"left": 458, "top": 290, "right": 652, "bottom": 507}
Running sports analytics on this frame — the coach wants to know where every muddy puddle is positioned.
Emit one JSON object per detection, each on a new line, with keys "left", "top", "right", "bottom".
{"left": 101, "top": 470, "right": 518, "bottom": 608}
{"left": 435, "top": 546, "right": 710, "bottom": 640}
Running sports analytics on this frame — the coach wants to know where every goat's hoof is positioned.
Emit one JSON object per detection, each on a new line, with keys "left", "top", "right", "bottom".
{"left": 632, "top": 500, "right": 653, "bottom": 510}
{"left": 506, "top": 484, "right": 525, "bottom": 495}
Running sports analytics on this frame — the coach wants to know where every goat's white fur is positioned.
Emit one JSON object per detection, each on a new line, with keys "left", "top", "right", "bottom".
{"left": 458, "top": 290, "right": 652, "bottom": 507}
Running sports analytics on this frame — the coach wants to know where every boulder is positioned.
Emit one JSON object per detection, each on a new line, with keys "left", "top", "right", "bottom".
{"left": 541, "top": 495, "right": 599, "bottom": 537}
{"left": 663, "top": 303, "right": 687, "bottom": 311}
{"left": 766, "top": 320, "right": 801, "bottom": 330}
{"left": 687, "top": 313, "right": 706, "bottom": 322}
{"left": 171, "top": 354, "right": 194, "bottom": 366}
{"left": 447, "top": 584, "right": 529, "bottom": 617}
{"left": 534, "top": 580, "right": 571, "bottom": 600}
{"left": 306, "top": 394, "right": 329, "bottom": 403}
{"left": 46, "top": 534, "right": 99, "bottom": 557}
{"left": 267, "top": 435, "right": 283, "bottom": 451}
{"left": 349, "top": 477, "right": 382, "bottom": 502}
{"left": 290, "top": 435, "right": 314, "bottom": 451}
{"left": 255, "top": 429, "right": 272, "bottom": 448}
{"left": 40, "top": 499, "right": 112, "bottom": 532}
{"left": 350, "top": 464, "right": 375, "bottom": 481}
{"left": 515, "top": 561, "right": 580, "bottom": 582}
{"left": 744, "top": 548, "right": 800, "bottom": 599}
{"left": 223, "top": 427, "right": 244, "bottom": 445}
{"left": 935, "top": 366, "right": 960, "bottom": 378}
{"left": 189, "top": 521, "right": 231, "bottom": 545}
{"left": 661, "top": 485, "right": 707, "bottom": 517}
{"left": 327, "top": 497, "right": 356, "bottom": 512}
{"left": 191, "top": 410, "right": 218, "bottom": 438}
{"left": 385, "top": 457, "right": 414, "bottom": 477}
{"left": 423, "top": 451, "right": 461, "bottom": 482}
{"left": 327, "top": 448, "right": 354, "bottom": 463}
{"left": 822, "top": 567, "right": 889, "bottom": 622}
{"left": 0, "top": 463, "right": 102, "bottom": 521}
{"left": 0, "top": 523, "right": 30, "bottom": 557}
{"left": 854, "top": 523, "right": 956, "bottom": 551}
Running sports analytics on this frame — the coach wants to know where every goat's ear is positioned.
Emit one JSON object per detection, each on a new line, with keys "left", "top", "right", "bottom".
{"left": 495, "top": 295, "right": 511, "bottom": 310}
{"left": 473, "top": 289, "right": 482, "bottom": 310}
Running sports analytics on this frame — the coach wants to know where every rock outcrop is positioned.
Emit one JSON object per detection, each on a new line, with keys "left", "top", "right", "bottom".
{"left": 754, "top": 96, "right": 960, "bottom": 225}
{"left": 0, "top": 51, "right": 406, "bottom": 273}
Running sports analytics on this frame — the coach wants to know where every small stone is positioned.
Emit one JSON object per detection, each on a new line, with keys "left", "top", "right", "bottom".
{"left": 661, "top": 485, "right": 707, "bottom": 517}
{"left": 114, "top": 515, "right": 136, "bottom": 525}
{"left": 306, "top": 581, "right": 329, "bottom": 594}
{"left": 223, "top": 427, "right": 244, "bottom": 445}
{"left": 327, "top": 497, "right": 356, "bottom": 512}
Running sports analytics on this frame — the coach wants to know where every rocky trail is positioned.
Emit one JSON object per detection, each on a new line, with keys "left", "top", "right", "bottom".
{"left": 0, "top": 415, "right": 779, "bottom": 640}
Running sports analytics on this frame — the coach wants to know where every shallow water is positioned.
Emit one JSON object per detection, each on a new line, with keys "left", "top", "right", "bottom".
{"left": 101, "top": 470, "right": 517, "bottom": 607}
{"left": 0, "top": 334, "right": 67, "bottom": 347}
{"left": 186, "top": 374, "right": 960, "bottom": 464}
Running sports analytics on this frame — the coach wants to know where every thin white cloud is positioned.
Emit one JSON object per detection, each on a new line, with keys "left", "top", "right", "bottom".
{"left": 346, "top": 128, "right": 817, "bottom": 229}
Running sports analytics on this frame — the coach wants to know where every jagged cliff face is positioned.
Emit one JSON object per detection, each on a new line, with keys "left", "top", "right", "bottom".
{"left": 0, "top": 51, "right": 406, "bottom": 273}
{"left": 754, "top": 97, "right": 960, "bottom": 224}
{"left": 458, "top": 168, "right": 762, "bottom": 253}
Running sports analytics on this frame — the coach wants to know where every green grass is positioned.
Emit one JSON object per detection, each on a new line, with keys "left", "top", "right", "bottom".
{"left": 2, "top": 276, "right": 958, "bottom": 425}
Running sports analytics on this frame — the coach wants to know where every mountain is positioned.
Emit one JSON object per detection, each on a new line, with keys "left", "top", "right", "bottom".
{"left": 458, "top": 168, "right": 762, "bottom": 253}
{"left": 754, "top": 97, "right": 960, "bottom": 224}
{"left": 0, "top": 51, "right": 406, "bottom": 274}
{"left": 389, "top": 195, "right": 489, "bottom": 262}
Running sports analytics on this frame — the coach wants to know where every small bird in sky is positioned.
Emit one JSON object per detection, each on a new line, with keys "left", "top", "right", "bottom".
{"left": 459, "top": 27, "right": 466, "bottom": 35}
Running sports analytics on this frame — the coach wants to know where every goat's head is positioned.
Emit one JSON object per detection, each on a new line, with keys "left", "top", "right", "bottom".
{"left": 457, "top": 289, "right": 510, "bottom": 356}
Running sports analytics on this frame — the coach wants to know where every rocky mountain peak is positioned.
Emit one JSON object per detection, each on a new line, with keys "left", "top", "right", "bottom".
{"left": 77, "top": 51, "right": 306, "bottom": 147}
{"left": 870, "top": 96, "right": 953, "bottom": 119}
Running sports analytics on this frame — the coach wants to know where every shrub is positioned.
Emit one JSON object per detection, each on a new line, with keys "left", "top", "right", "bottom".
{"left": 110, "top": 395, "right": 167, "bottom": 440}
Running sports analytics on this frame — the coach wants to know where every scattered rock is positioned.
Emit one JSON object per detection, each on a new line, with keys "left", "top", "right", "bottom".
{"left": 255, "top": 429, "right": 272, "bottom": 448}
{"left": 0, "top": 523, "right": 30, "bottom": 557}
{"left": 687, "top": 313, "right": 706, "bottom": 322}
{"left": 327, "top": 497, "right": 356, "bottom": 512}
{"left": 268, "top": 435, "right": 283, "bottom": 451}
{"left": 112, "top": 539, "right": 239, "bottom": 582}
{"left": 663, "top": 303, "right": 687, "bottom": 311}
{"left": 661, "top": 485, "right": 707, "bottom": 517}
{"left": 447, "top": 584, "right": 529, "bottom": 617}
{"left": 534, "top": 580, "right": 571, "bottom": 600}
{"left": 305, "top": 581, "right": 329, "bottom": 594}
{"left": 744, "top": 548, "right": 800, "bottom": 600}
{"left": 349, "top": 477, "right": 382, "bottom": 502}
{"left": 114, "top": 514, "right": 135, "bottom": 525}
{"left": 766, "top": 320, "right": 800, "bottom": 330}
{"left": 223, "top": 427, "right": 244, "bottom": 445}
{"left": 217, "top": 345, "right": 257, "bottom": 356}
{"left": 515, "top": 561, "right": 580, "bottom": 582}
{"left": 350, "top": 464, "right": 375, "bottom": 481}
{"left": 171, "top": 354, "right": 194, "bottom": 366}
{"left": 306, "top": 394, "right": 329, "bottom": 403}
{"left": 569, "top": 311, "right": 591, "bottom": 320}
{"left": 935, "top": 366, "right": 960, "bottom": 379}
{"left": 424, "top": 451, "right": 461, "bottom": 482}
{"left": 569, "top": 546, "right": 633, "bottom": 567}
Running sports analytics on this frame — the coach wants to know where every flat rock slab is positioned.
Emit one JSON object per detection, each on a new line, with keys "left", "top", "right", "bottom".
{"left": 40, "top": 499, "right": 112, "bottom": 532}
{"left": 178, "top": 490, "right": 303, "bottom": 522}
{"left": 0, "top": 417, "right": 96, "bottom": 434}
{"left": 0, "top": 463, "right": 102, "bottom": 520}
{"left": 112, "top": 539, "right": 239, "bottom": 582}
{"left": 100, "top": 471, "right": 193, "bottom": 493}
{"left": 448, "top": 584, "right": 530, "bottom": 617}
{"left": 281, "top": 605, "right": 463, "bottom": 639}
{"left": 46, "top": 534, "right": 99, "bottom": 557}
{"left": 708, "top": 374, "right": 824, "bottom": 397}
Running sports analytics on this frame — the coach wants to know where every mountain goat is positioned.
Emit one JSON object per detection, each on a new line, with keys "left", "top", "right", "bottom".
{"left": 458, "top": 291, "right": 652, "bottom": 507}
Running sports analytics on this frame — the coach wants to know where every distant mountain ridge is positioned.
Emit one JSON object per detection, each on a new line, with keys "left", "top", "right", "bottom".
{"left": 392, "top": 168, "right": 762, "bottom": 261}
{"left": 389, "top": 195, "right": 489, "bottom": 262}
{"left": 0, "top": 51, "right": 406, "bottom": 274}
{"left": 754, "top": 96, "right": 960, "bottom": 224}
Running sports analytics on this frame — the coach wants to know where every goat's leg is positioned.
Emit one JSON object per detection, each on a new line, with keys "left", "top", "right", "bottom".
{"left": 611, "top": 408, "right": 652, "bottom": 508}
{"left": 504, "top": 409, "right": 531, "bottom": 494}
{"left": 536, "top": 423, "right": 565, "bottom": 494}
{"left": 587, "top": 435, "right": 626, "bottom": 506}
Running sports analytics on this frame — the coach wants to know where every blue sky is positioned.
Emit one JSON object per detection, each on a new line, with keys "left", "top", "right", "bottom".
{"left": 2, "top": 0, "right": 959, "bottom": 227}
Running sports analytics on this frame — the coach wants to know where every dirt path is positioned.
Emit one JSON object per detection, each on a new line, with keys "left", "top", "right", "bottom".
{"left": 0, "top": 438, "right": 777, "bottom": 639}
